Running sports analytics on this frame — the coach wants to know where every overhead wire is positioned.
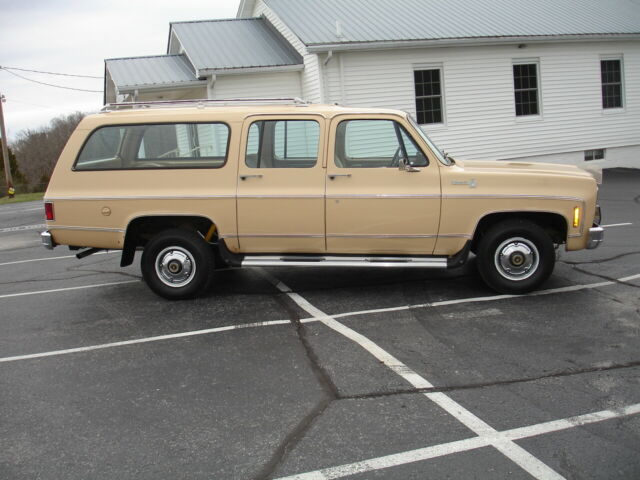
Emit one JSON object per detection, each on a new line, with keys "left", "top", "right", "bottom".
{"left": 0, "top": 65, "right": 102, "bottom": 79}
{"left": 0, "top": 68, "right": 102, "bottom": 93}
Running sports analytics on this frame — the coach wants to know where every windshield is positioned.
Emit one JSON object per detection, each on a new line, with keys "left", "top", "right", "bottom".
{"left": 407, "top": 114, "right": 451, "bottom": 166}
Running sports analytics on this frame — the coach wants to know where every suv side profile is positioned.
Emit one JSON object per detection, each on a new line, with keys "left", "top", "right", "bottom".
{"left": 42, "top": 99, "right": 603, "bottom": 299}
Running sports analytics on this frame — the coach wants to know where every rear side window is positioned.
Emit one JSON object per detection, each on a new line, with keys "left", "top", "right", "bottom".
{"left": 75, "top": 123, "right": 229, "bottom": 170}
{"left": 245, "top": 120, "right": 320, "bottom": 168}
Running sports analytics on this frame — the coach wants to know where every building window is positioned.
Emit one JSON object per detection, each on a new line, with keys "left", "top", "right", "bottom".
{"left": 513, "top": 62, "right": 540, "bottom": 116}
{"left": 414, "top": 69, "right": 443, "bottom": 124}
{"left": 585, "top": 149, "right": 605, "bottom": 161}
{"left": 601, "top": 59, "right": 623, "bottom": 109}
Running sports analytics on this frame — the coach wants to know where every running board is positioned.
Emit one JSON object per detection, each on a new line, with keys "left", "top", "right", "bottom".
{"left": 241, "top": 255, "right": 448, "bottom": 268}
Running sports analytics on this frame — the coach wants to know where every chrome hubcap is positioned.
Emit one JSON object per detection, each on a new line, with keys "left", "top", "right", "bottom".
{"left": 494, "top": 237, "right": 539, "bottom": 281}
{"left": 155, "top": 246, "right": 196, "bottom": 288}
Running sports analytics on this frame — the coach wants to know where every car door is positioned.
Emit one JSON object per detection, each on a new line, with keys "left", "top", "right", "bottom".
{"left": 326, "top": 115, "right": 441, "bottom": 254}
{"left": 236, "top": 115, "right": 326, "bottom": 253}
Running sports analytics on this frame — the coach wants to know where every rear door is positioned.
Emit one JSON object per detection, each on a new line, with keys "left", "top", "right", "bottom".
{"left": 236, "top": 115, "right": 326, "bottom": 253}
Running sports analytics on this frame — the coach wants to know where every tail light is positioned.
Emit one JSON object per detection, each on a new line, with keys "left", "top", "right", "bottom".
{"left": 44, "top": 202, "right": 55, "bottom": 221}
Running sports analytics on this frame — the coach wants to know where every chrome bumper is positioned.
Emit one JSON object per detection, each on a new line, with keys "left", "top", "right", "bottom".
{"left": 586, "top": 225, "right": 604, "bottom": 250}
{"left": 41, "top": 231, "right": 55, "bottom": 250}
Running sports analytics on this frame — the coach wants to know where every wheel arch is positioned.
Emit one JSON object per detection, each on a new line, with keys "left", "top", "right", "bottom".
{"left": 120, "top": 214, "right": 217, "bottom": 267}
{"left": 470, "top": 211, "right": 568, "bottom": 253}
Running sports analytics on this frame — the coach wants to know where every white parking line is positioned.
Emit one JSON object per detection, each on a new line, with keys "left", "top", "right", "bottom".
{"left": 0, "top": 223, "right": 45, "bottom": 233}
{"left": 1, "top": 273, "right": 638, "bottom": 363}
{"left": 304, "top": 273, "right": 640, "bottom": 323}
{"left": 0, "top": 279, "right": 139, "bottom": 299}
{"left": 0, "top": 319, "right": 291, "bottom": 363}
{"left": 601, "top": 222, "right": 633, "bottom": 228}
{"left": 0, "top": 206, "right": 44, "bottom": 215}
{"left": 0, "top": 250, "right": 116, "bottom": 267}
{"left": 275, "top": 403, "right": 640, "bottom": 480}
{"left": 259, "top": 269, "right": 566, "bottom": 480}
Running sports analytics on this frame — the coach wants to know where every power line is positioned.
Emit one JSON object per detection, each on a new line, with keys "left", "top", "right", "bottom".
{"left": 0, "top": 68, "right": 102, "bottom": 93}
{"left": 0, "top": 65, "right": 102, "bottom": 79}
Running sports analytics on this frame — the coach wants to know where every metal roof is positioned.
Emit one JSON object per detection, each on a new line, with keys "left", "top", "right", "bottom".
{"left": 105, "top": 55, "right": 203, "bottom": 92}
{"left": 264, "top": 0, "right": 640, "bottom": 49}
{"left": 170, "top": 18, "right": 303, "bottom": 73}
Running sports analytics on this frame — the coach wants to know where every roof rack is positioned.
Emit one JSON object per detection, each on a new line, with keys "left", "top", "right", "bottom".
{"left": 101, "top": 97, "right": 309, "bottom": 111}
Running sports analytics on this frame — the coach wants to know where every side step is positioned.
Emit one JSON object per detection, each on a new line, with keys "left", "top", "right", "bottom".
{"left": 241, "top": 255, "right": 448, "bottom": 268}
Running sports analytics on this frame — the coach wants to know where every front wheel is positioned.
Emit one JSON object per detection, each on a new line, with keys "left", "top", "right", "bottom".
{"left": 141, "top": 229, "right": 214, "bottom": 300}
{"left": 476, "top": 219, "right": 555, "bottom": 294}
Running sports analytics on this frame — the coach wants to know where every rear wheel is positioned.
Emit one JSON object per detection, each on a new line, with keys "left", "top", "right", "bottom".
{"left": 141, "top": 229, "right": 214, "bottom": 300}
{"left": 476, "top": 219, "right": 555, "bottom": 294}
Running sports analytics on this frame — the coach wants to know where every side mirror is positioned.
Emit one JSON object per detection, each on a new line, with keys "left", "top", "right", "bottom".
{"left": 399, "top": 156, "right": 420, "bottom": 172}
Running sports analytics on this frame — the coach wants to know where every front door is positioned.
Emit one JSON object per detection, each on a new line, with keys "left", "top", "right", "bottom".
{"left": 326, "top": 115, "right": 441, "bottom": 255}
{"left": 236, "top": 115, "right": 326, "bottom": 253}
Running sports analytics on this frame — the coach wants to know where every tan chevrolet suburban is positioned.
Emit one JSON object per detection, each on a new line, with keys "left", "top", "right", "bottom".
{"left": 41, "top": 99, "right": 603, "bottom": 299}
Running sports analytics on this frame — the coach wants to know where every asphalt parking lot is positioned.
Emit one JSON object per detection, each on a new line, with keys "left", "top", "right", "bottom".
{"left": 1, "top": 168, "right": 639, "bottom": 479}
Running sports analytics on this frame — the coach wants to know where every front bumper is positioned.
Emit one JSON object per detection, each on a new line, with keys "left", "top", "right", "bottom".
{"left": 41, "top": 231, "right": 55, "bottom": 250}
{"left": 586, "top": 225, "right": 604, "bottom": 249}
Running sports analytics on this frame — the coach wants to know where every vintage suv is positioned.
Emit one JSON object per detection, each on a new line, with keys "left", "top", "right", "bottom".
{"left": 41, "top": 100, "right": 603, "bottom": 299}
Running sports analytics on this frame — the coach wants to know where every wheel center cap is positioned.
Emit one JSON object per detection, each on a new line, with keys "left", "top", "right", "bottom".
{"left": 168, "top": 260, "right": 182, "bottom": 274}
{"left": 510, "top": 253, "right": 525, "bottom": 266}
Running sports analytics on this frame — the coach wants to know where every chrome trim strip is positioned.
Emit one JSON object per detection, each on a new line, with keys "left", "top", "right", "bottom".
{"left": 237, "top": 195, "right": 324, "bottom": 199}
{"left": 49, "top": 225, "right": 125, "bottom": 233}
{"left": 45, "top": 195, "right": 235, "bottom": 201}
{"left": 326, "top": 194, "right": 441, "bottom": 199}
{"left": 327, "top": 233, "right": 438, "bottom": 239}
{"left": 227, "top": 234, "right": 324, "bottom": 238}
{"left": 443, "top": 194, "right": 584, "bottom": 202}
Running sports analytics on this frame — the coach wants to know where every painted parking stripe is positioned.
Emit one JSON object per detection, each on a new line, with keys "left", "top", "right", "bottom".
{"left": 0, "top": 206, "right": 44, "bottom": 215}
{"left": 0, "top": 279, "right": 139, "bottom": 299}
{"left": 0, "top": 319, "right": 291, "bottom": 363}
{"left": 0, "top": 223, "right": 46, "bottom": 233}
{"left": 259, "top": 269, "right": 566, "bottom": 480}
{"left": 0, "top": 250, "right": 116, "bottom": 267}
{"left": 1, "top": 273, "right": 638, "bottom": 364}
{"left": 601, "top": 222, "right": 633, "bottom": 228}
{"left": 275, "top": 402, "right": 640, "bottom": 480}
{"left": 305, "top": 274, "right": 640, "bottom": 323}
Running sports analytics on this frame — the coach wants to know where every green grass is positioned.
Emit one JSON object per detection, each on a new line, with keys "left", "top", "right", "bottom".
{"left": 0, "top": 192, "right": 45, "bottom": 205}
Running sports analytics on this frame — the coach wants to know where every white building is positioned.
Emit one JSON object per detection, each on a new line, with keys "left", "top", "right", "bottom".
{"left": 105, "top": 0, "right": 640, "bottom": 168}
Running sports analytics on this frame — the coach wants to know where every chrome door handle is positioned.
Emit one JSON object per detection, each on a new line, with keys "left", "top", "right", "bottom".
{"left": 328, "top": 174, "right": 352, "bottom": 180}
{"left": 240, "top": 174, "right": 263, "bottom": 180}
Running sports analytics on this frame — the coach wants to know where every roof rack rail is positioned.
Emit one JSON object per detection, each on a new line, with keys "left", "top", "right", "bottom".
{"left": 101, "top": 97, "right": 309, "bottom": 111}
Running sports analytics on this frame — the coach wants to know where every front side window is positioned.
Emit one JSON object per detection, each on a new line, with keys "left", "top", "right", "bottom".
{"left": 414, "top": 69, "right": 443, "bottom": 124}
{"left": 75, "top": 122, "right": 229, "bottom": 170}
{"left": 513, "top": 62, "right": 540, "bottom": 116}
{"left": 245, "top": 120, "right": 319, "bottom": 168}
{"left": 335, "top": 119, "right": 428, "bottom": 168}
{"left": 601, "top": 59, "right": 623, "bottom": 109}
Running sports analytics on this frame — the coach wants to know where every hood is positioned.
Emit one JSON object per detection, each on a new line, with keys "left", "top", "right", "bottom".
{"left": 455, "top": 159, "right": 599, "bottom": 183}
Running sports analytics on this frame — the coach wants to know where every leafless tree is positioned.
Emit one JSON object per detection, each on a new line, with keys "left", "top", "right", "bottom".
{"left": 11, "top": 111, "right": 86, "bottom": 191}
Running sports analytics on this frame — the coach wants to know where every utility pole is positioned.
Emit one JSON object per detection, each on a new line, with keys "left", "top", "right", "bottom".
{"left": 0, "top": 93, "right": 14, "bottom": 198}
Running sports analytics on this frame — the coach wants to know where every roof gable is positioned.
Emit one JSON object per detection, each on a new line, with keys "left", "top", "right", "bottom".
{"left": 105, "top": 55, "right": 204, "bottom": 92}
{"left": 170, "top": 17, "right": 303, "bottom": 74}
{"left": 265, "top": 0, "right": 640, "bottom": 48}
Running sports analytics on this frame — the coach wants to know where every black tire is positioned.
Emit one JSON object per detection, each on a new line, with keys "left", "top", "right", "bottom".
{"left": 141, "top": 229, "right": 214, "bottom": 300}
{"left": 476, "top": 219, "right": 555, "bottom": 294}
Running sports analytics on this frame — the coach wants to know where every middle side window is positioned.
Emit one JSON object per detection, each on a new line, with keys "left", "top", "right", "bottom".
{"left": 245, "top": 120, "right": 320, "bottom": 168}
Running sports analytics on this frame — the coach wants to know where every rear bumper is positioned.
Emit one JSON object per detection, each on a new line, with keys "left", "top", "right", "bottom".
{"left": 41, "top": 231, "right": 55, "bottom": 250}
{"left": 586, "top": 225, "right": 604, "bottom": 249}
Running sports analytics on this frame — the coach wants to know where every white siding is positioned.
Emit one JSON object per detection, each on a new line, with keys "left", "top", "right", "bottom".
{"left": 210, "top": 72, "right": 302, "bottom": 99}
{"left": 322, "top": 41, "right": 640, "bottom": 167}
{"left": 253, "top": 0, "right": 323, "bottom": 102}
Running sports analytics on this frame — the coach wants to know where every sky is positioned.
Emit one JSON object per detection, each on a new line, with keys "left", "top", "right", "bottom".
{"left": 0, "top": 0, "right": 241, "bottom": 141}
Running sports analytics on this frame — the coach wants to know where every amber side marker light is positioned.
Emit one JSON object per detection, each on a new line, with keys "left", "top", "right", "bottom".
{"left": 44, "top": 202, "right": 55, "bottom": 221}
{"left": 573, "top": 206, "right": 580, "bottom": 228}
